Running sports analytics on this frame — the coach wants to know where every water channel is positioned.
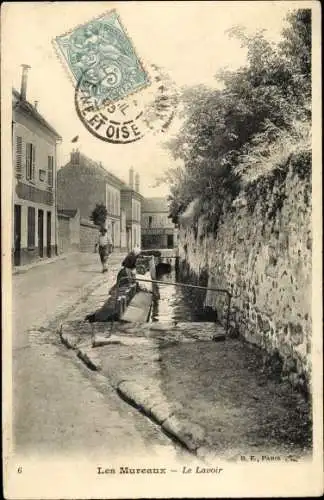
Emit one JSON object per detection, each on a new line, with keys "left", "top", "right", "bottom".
{"left": 149, "top": 263, "right": 217, "bottom": 323}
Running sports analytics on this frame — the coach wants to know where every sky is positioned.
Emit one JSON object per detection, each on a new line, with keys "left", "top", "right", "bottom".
{"left": 4, "top": 1, "right": 295, "bottom": 196}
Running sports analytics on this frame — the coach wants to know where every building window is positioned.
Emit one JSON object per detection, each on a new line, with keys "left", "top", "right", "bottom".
{"left": 148, "top": 216, "right": 152, "bottom": 228}
{"left": 16, "top": 136, "right": 23, "bottom": 178}
{"left": 48, "top": 155, "right": 54, "bottom": 187}
{"left": 27, "top": 207, "right": 36, "bottom": 248}
{"left": 26, "top": 143, "right": 35, "bottom": 181}
{"left": 39, "top": 169, "right": 46, "bottom": 182}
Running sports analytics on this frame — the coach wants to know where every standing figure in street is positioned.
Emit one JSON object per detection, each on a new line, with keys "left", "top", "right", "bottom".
{"left": 95, "top": 227, "right": 112, "bottom": 273}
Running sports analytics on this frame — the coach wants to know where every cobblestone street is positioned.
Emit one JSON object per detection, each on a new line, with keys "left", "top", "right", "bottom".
{"left": 12, "top": 253, "right": 190, "bottom": 463}
{"left": 13, "top": 253, "right": 106, "bottom": 350}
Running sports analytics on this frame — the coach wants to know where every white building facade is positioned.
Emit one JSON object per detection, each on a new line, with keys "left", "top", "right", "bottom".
{"left": 12, "top": 86, "right": 61, "bottom": 266}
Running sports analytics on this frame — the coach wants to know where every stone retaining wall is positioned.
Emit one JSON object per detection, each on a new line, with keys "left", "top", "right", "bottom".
{"left": 80, "top": 219, "right": 99, "bottom": 253}
{"left": 177, "top": 153, "right": 312, "bottom": 393}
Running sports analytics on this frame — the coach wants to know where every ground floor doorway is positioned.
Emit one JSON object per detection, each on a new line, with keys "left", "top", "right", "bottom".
{"left": 38, "top": 209, "right": 44, "bottom": 257}
{"left": 46, "top": 211, "right": 52, "bottom": 257}
{"left": 14, "top": 204, "right": 21, "bottom": 266}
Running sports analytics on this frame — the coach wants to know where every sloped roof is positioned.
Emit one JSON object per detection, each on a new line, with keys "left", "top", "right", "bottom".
{"left": 63, "top": 152, "right": 128, "bottom": 190}
{"left": 12, "top": 89, "right": 62, "bottom": 140}
{"left": 142, "top": 197, "right": 170, "bottom": 213}
{"left": 91, "top": 157, "right": 128, "bottom": 189}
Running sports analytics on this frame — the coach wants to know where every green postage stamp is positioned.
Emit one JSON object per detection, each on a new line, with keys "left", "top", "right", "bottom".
{"left": 54, "top": 10, "right": 150, "bottom": 105}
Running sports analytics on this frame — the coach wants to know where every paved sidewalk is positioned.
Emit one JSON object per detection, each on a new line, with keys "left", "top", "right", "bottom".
{"left": 12, "top": 249, "right": 124, "bottom": 275}
{"left": 61, "top": 320, "right": 312, "bottom": 464}
{"left": 12, "top": 252, "right": 122, "bottom": 350}
{"left": 13, "top": 252, "right": 76, "bottom": 275}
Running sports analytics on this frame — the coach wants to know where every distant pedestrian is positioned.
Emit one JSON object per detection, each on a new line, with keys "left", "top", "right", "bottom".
{"left": 95, "top": 227, "right": 112, "bottom": 273}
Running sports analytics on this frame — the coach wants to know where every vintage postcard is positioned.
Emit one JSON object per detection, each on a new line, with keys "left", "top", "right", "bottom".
{"left": 1, "top": 1, "right": 322, "bottom": 498}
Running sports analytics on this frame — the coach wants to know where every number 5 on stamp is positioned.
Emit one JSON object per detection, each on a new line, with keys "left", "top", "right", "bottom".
{"left": 53, "top": 10, "right": 150, "bottom": 105}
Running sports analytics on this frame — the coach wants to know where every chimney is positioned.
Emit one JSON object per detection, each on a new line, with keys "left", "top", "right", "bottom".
{"left": 129, "top": 167, "right": 134, "bottom": 189}
{"left": 20, "top": 64, "right": 31, "bottom": 101}
{"left": 34, "top": 101, "right": 38, "bottom": 111}
{"left": 135, "top": 172, "right": 140, "bottom": 193}
{"left": 71, "top": 148, "right": 80, "bottom": 166}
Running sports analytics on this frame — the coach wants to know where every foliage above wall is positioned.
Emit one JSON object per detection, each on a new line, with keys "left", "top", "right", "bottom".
{"left": 90, "top": 202, "right": 108, "bottom": 228}
{"left": 162, "top": 10, "right": 311, "bottom": 233}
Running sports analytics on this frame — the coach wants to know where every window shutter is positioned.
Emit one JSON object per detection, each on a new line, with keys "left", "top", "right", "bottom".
{"left": 32, "top": 144, "right": 36, "bottom": 180}
{"left": 16, "top": 136, "right": 23, "bottom": 178}
{"left": 48, "top": 156, "right": 53, "bottom": 187}
{"left": 26, "top": 143, "right": 31, "bottom": 180}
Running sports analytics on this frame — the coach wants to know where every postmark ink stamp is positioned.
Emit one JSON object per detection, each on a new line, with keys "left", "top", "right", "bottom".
{"left": 54, "top": 12, "right": 178, "bottom": 143}
{"left": 75, "top": 82, "right": 145, "bottom": 144}
{"left": 75, "top": 63, "right": 178, "bottom": 144}
{"left": 54, "top": 10, "right": 150, "bottom": 105}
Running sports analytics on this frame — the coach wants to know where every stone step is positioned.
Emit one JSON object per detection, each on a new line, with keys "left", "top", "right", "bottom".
{"left": 60, "top": 318, "right": 226, "bottom": 352}
{"left": 92, "top": 334, "right": 153, "bottom": 348}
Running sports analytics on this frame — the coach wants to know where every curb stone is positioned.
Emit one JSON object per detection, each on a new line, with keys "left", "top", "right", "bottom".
{"left": 116, "top": 380, "right": 207, "bottom": 454}
{"left": 117, "top": 381, "right": 158, "bottom": 411}
{"left": 92, "top": 335, "right": 119, "bottom": 347}
{"left": 59, "top": 321, "right": 94, "bottom": 349}
{"left": 148, "top": 401, "right": 183, "bottom": 424}
{"left": 162, "top": 416, "right": 206, "bottom": 452}
{"left": 77, "top": 346, "right": 102, "bottom": 371}
{"left": 92, "top": 334, "right": 154, "bottom": 348}
{"left": 12, "top": 253, "right": 72, "bottom": 275}
{"left": 68, "top": 342, "right": 214, "bottom": 460}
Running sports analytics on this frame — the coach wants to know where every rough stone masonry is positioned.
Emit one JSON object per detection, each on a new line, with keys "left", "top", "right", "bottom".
{"left": 177, "top": 152, "right": 312, "bottom": 394}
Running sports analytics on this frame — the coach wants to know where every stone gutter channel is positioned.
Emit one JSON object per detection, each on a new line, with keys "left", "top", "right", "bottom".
{"left": 57, "top": 260, "right": 226, "bottom": 464}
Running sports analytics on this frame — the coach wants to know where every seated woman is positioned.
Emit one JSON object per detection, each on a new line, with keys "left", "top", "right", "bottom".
{"left": 116, "top": 246, "right": 141, "bottom": 285}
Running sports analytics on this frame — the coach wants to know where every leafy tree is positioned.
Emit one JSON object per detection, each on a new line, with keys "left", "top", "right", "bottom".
{"left": 90, "top": 203, "right": 108, "bottom": 228}
{"left": 163, "top": 9, "right": 311, "bottom": 228}
{"left": 279, "top": 9, "right": 311, "bottom": 80}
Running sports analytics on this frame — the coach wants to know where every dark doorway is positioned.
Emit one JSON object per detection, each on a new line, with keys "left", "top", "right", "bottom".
{"left": 14, "top": 204, "right": 21, "bottom": 266}
{"left": 167, "top": 234, "right": 174, "bottom": 248}
{"left": 38, "top": 209, "right": 44, "bottom": 257}
{"left": 127, "top": 228, "right": 131, "bottom": 251}
{"left": 46, "top": 211, "right": 51, "bottom": 257}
